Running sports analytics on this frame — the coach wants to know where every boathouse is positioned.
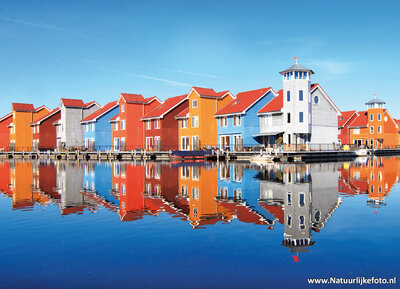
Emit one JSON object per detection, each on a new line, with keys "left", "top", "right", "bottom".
{"left": 30, "top": 107, "right": 61, "bottom": 151}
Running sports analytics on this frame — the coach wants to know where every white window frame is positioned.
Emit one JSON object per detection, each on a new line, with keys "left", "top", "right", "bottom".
{"left": 181, "top": 136, "right": 190, "bottom": 150}
{"left": 146, "top": 120, "right": 151, "bottom": 130}
{"left": 90, "top": 123, "right": 95, "bottom": 131}
{"left": 233, "top": 115, "right": 241, "bottom": 126}
{"left": 192, "top": 99, "right": 197, "bottom": 108}
{"left": 155, "top": 119, "right": 160, "bottom": 129}
{"left": 181, "top": 118, "right": 187, "bottom": 128}
{"left": 191, "top": 116, "right": 199, "bottom": 128}
{"left": 220, "top": 116, "right": 227, "bottom": 127}
{"left": 121, "top": 120, "right": 126, "bottom": 130}
{"left": 121, "top": 104, "right": 125, "bottom": 112}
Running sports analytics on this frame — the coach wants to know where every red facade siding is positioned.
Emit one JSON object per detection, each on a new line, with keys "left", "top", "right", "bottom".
{"left": 34, "top": 111, "right": 60, "bottom": 150}
{"left": 0, "top": 115, "right": 12, "bottom": 151}
{"left": 339, "top": 113, "right": 358, "bottom": 145}
{"left": 144, "top": 100, "right": 188, "bottom": 150}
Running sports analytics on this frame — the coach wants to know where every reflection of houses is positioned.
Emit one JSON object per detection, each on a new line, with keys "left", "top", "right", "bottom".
{"left": 339, "top": 157, "right": 399, "bottom": 208}
{"left": 258, "top": 163, "right": 341, "bottom": 254}
{"left": 55, "top": 161, "right": 98, "bottom": 215}
{"left": 9, "top": 161, "right": 51, "bottom": 209}
{"left": 217, "top": 163, "right": 276, "bottom": 226}
{"left": 0, "top": 161, "right": 12, "bottom": 197}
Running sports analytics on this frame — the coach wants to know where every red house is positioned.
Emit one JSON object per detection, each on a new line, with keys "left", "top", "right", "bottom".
{"left": 30, "top": 108, "right": 61, "bottom": 150}
{"left": 338, "top": 110, "right": 357, "bottom": 145}
{"left": 110, "top": 93, "right": 161, "bottom": 151}
{"left": 0, "top": 112, "right": 13, "bottom": 151}
{"left": 142, "top": 94, "right": 188, "bottom": 151}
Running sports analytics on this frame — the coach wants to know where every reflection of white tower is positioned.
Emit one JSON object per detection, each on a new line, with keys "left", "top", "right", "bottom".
{"left": 280, "top": 64, "right": 314, "bottom": 145}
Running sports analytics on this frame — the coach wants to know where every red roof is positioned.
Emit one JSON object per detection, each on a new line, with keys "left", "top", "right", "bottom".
{"left": 84, "top": 101, "right": 99, "bottom": 108}
{"left": 258, "top": 90, "right": 283, "bottom": 113}
{"left": 0, "top": 112, "right": 13, "bottom": 123}
{"left": 81, "top": 101, "right": 118, "bottom": 123}
{"left": 192, "top": 87, "right": 230, "bottom": 99}
{"left": 30, "top": 107, "right": 61, "bottom": 125}
{"left": 215, "top": 87, "right": 273, "bottom": 116}
{"left": 175, "top": 107, "right": 189, "bottom": 118}
{"left": 338, "top": 110, "right": 357, "bottom": 127}
{"left": 109, "top": 114, "right": 119, "bottom": 122}
{"left": 142, "top": 94, "right": 188, "bottom": 119}
{"left": 349, "top": 111, "right": 368, "bottom": 127}
{"left": 61, "top": 98, "right": 85, "bottom": 108}
{"left": 120, "top": 93, "right": 145, "bottom": 103}
{"left": 35, "top": 105, "right": 50, "bottom": 112}
{"left": 259, "top": 203, "right": 284, "bottom": 224}
{"left": 12, "top": 103, "right": 34, "bottom": 111}
{"left": 144, "top": 96, "right": 161, "bottom": 104}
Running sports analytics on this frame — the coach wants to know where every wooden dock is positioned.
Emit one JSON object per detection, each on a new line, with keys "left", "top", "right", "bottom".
{"left": 0, "top": 149, "right": 360, "bottom": 163}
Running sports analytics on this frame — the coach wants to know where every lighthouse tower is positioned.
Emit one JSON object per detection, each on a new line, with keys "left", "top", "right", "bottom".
{"left": 279, "top": 63, "right": 314, "bottom": 146}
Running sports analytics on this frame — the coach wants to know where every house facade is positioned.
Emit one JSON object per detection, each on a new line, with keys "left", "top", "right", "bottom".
{"left": 176, "top": 87, "right": 235, "bottom": 150}
{"left": 55, "top": 99, "right": 101, "bottom": 150}
{"left": 215, "top": 87, "right": 276, "bottom": 150}
{"left": 111, "top": 93, "right": 161, "bottom": 151}
{"left": 30, "top": 108, "right": 61, "bottom": 151}
{"left": 9, "top": 103, "right": 50, "bottom": 151}
{"left": 142, "top": 94, "right": 188, "bottom": 151}
{"left": 344, "top": 99, "right": 399, "bottom": 149}
{"left": 80, "top": 101, "right": 119, "bottom": 151}
{"left": 0, "top": 112, "right": 13, "bottom": 151}
{"left": 257, "top": 64, "right": 341, "bottom": 149}
{"left": 338, "top": 110, "right": 357, "bottom": 145}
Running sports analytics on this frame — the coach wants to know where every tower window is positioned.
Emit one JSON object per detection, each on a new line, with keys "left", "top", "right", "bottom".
{"left": 378, "top": 113, "right": 382, "bottom": 121}
{"left": 370, "top": 126, "right": 374, "bottom": 134}
{"left": 287, "top": 91, "right": 291, "bottom": 102}
{"left": 287, "top": 113, "right": 291, "bottom": 123}
{"left": 295, "top": 71, "right": 299, "bottom": 79}
{"left": 299, "top": 90, "right": 303, "bottom": 101}
{"left": 299, "top": 112, "right": 304, "bottom": 123}
{"left": 370, "top": 114, "right": 373, "bottom": 121}
{"left": 314, "top": 96, "right": 319, "bottom": 104}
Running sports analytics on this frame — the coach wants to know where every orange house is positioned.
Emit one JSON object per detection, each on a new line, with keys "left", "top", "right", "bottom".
{"left": 176, "top": 87, "right": 235, "bottom": 150}
{"left": 345, "top": 99, "right": 399, "bottom": 149}
{"left": 9, "top": 103, "right": 50, "bottom": 151}
{"left": 111, "top": 93, "right": 161, "bottom": 151}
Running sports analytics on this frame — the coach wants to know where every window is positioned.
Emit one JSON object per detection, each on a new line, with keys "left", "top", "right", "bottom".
{"left": 220, "top": 188, "right": 228, "bottom": 199}
{"left": 192, "top": 166, "right": 199, "bottom": 180}
{"left": 181, "top": 166, "right": 190, "bottom": 178}
{"left": 315, "top": 210, "right": 321, "bottom": 222}
{"left": 220, "top": 116, "right": 227, "bottom": 127}
{"left": 299, "top": 112, "right": 304, "bottom": 123}
{"left": 299, "top": 216, "right": 305, "bottom": 230}
{"left": 146, "top": 120, "right": 151, "bottom": 130}
{"left": 181, "top": 118, "right": 187, "bottom": 128}
{"left": 314, "top": 95, "right": 319, "bottom": 104}
{"left": 378, "top": 113, "right": 382, "bottom": 121}
{"left": 121, "top": 104, "right": 125, "bottom": 112}
{"left": 192, "top": 99, "right": 197, "bottom": 108}
{"left": 91, "top": 123, "right": 95, "bottom": 131}
{"left": 181, "top": 136, "right": 190, "bottom": 150}
{"left": 120, "top": 120, "right": 126, "bottom": 130}
{"left": 370, "top": 113, "right": 374, "bottom": 121}
{"left": 295, "top": 71, "right": 299, "bottom": 79}
{"left": 181, "top": 185, "right": 188, "bottom": 197}
{"left": 155, "top": 119, "right": 160, "bottom": 129}
{"left": 287, "top": 215, "right": 292, "bottom": 227}
{"left": 353, "top": 128, "right": 360, "bottom": 134}
{"left": 85, "top": 124, "right": 89, "bottom": 132}
{"left": 370, "top": 126, "right": 374, "bottom": 134}
{"left": 287, "top": 192, "right": 292, "bottom": 205}
{"left": 121, "top": 185, "right": 126, "bottom": 195}
{"left": 234, "top": 189, "right": 242, "bottom": 200}
{"left": 192, "top": 116, "right": 199, "bottom": 128}
{"left": 192, "top": 188, "right": 199, "bottom": 199}
{"left": 378, "top": 126, "right": 382, "bottom": 133}
{"left": 233, "top": 115, "right": 241, "bottom": 126}
{"left": 299, "top": 193, "right": 305, "bottom": 207}
{"left": 287, "top": 113, "right": 291, "bottom": 123}
{"left": 299, "top": 90, "right": 303, "bottom": 101}
{"left": 287, "top": 91, "right": 290, "bottom": 102}
{"left": 113, "top": 122, "right": 118, "bottom": 131}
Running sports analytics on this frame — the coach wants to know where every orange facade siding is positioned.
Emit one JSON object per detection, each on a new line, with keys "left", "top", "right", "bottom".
{"left": 10, "top": 107, "right": 50, "bottom": 151}
{"left": 178, "top": 90, "right": 234, "bottom": 150}
{"left": 350, "top": 108, "right": 399, "bottom": 148}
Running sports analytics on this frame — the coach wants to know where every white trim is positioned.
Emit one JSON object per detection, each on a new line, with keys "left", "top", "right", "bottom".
{"left": 142, "top": 95, "right": 189, "bottom": 120}
{"left": 80, "top": 103, "right": 118, "bottom": 124}
{"left": 311, "top": 84, "right": 341, "bottom": 115}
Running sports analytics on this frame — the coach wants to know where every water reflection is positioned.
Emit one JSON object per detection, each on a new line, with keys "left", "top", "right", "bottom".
{"left": 0, "top": 157, "right": 398, "bottom": 254}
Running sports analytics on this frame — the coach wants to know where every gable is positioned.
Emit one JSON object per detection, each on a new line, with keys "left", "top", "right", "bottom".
{"left": 311, "top": 85, "right": 341, "bottom": 115}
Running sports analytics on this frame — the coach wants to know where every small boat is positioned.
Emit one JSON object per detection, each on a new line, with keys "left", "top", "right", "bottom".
{"left": 251, "top": 154, "right": 274, "bottom": 163}
{"left": 355, "top": 149, "right": 369, "bottom": 156}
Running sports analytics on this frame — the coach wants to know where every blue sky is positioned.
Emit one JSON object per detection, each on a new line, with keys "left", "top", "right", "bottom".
{"left": 1, "top": 0, "right": 399, "bottom": 116}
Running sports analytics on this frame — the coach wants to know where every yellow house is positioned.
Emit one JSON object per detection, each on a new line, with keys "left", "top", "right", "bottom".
{"left": 176, "top": 87, "right": 235, "bottom": 150}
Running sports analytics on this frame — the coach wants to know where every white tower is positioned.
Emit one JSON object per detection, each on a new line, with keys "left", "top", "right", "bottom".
{"left": 280, "top": 63, "right": 314, "bottom": 145}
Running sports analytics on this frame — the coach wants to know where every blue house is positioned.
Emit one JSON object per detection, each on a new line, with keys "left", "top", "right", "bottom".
{"left": 81, "top": 101, "right": 119, "bottom": 151}
{"left": 215, "top": 87, "right": 276, "bottom": 150}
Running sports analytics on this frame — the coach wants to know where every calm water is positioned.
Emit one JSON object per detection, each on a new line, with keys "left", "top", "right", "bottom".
{"left": 0, "top": 157, "right": 399, "bottom": 289}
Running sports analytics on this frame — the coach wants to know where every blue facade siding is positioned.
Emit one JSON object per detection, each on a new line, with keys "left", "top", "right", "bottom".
{"left": 217, "top": 91, "right": 275, "bottom": 149}
{"left": 217, "top": 165, "right": 275, "bottom": 222}
{"left": 83, "top": 106, "right": 119, "bottom": 151}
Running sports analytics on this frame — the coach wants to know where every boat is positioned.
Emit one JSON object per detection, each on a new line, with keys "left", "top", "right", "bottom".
{"left": 250, "top": 154, "right": 274, "bottom": 163}
{"left": 355, "top": 149, "right": 369, "bottom": 156}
